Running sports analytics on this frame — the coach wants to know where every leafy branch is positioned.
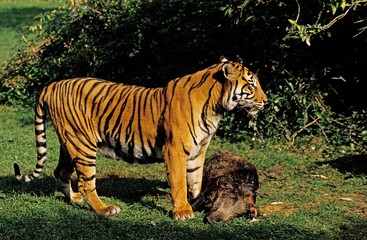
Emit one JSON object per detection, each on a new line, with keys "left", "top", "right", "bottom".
{"left": 284, "top": 0, "right": 367, "bottom": 45}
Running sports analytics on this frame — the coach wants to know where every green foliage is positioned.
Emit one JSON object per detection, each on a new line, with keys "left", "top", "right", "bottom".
{"left": 223, "top": 0, "right": 367, "bottom": 45}
{"left": 1, "top": 0, "right": 234, "bottom": 104}
{"left": 218, "top": 0, "right": 367, "bottom": 152}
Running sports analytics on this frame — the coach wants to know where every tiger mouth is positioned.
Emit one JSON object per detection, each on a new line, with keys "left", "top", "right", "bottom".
{"left": 240, "top": 102, "right": 264, "bottom": 117}
{"left": 247, "top": 109, "right": 260, "bottom": 117}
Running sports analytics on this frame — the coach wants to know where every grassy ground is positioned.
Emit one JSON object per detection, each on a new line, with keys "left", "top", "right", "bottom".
{"left": 0, "top": 106, "right": 366, "bottom": 240}
{"left": 0, "top": 0, "right": 56, "bottom": 65}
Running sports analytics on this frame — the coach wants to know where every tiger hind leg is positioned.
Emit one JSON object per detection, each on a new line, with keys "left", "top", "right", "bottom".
{"left": 72, "top": 147, "right": 120, "bottom": 216}
{"left": 54, "top": 147, "right": 83, "bottom": 203}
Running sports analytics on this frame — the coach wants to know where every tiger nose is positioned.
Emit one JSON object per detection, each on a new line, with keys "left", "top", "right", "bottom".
{"left": 262, "top": 94, "right": 268, "bottom": 105}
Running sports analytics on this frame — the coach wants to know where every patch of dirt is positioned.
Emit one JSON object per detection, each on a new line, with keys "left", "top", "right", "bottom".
{"left": 260, "top": 165, "right": 284, "bottom": 180}
{"left": 344, "top": 193, "right": 367, "bottom": 217}
{"left": 261, "top": 203, "right": 298, "bottom": 217}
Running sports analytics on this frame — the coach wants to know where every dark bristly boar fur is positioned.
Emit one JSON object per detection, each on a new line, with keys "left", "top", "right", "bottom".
{"left": 191, "top": 152, "right": 259, "bottom": 224}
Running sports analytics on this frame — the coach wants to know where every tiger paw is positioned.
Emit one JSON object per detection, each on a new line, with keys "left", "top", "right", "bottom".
{"left": 173, "top": 207, "right": 195, "bottom": 220}
{"left": 70, "top": 192, "right": 84, "bottom": 203}
{"left": 97, "top": 204, "right": 121, "bottom": 216}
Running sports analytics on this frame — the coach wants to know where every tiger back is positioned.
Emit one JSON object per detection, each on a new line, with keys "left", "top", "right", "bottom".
{"left": 14, "top": 57, "right": 267, "bottom": 220}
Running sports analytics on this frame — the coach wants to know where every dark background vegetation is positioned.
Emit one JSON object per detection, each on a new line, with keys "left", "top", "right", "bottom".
{"left": 1, "top": 0, "right": 366, "bottom": 153}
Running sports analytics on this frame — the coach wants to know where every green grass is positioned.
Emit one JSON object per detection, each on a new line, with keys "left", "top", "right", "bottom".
{"left": 0, "top": 0, "right": 57, "bottom": 65}
{"left": 0, "top": 106, "right": 366, "bottom": 240}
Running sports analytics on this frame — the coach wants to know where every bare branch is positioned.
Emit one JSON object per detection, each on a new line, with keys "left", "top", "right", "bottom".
{"left": 289, "top": 117, "right": 320, "bottom": 145}
{"left": 321, "top": 3, "right": 354, "bottom": 32}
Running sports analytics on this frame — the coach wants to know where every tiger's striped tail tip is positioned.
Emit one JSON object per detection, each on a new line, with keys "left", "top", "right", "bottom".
{"left": 14, "top": 163, "right": 21, "bottom": 178}
{"left": 14, "top": 163, "right": 32, "bottom": 182}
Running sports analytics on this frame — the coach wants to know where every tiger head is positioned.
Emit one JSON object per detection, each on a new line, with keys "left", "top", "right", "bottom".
{"left": 219, "top": 57, "right": 267, "bottom": 117}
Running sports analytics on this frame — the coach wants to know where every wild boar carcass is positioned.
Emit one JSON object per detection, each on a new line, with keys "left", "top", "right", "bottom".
{"left": 191, "top": 152, "right": 259, "bottom": 223}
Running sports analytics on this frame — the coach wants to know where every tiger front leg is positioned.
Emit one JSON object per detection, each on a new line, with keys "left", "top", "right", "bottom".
{"left": 186, "top": 150, "right": 206, "bottom": 202}
{"left": 163, "top": 145, "right": 194, "bottom": 220}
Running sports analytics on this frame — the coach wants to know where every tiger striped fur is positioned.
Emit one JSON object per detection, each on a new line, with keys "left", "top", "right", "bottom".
{"left": 14, "top": 57, "right": 267, "bottom": 220}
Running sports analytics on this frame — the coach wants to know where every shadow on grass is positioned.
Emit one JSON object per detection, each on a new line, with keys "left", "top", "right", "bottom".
{"left": 97, "top": 174, "right": 169, "bottom": 202}
{"left": 97, "top": 175, "right": 170, "bottom": 214}
{"left": 1, "top": 176, "right": 367, "bottom": 239}
{"left": 0, "top": 175, "right": 58, "bottom": 197}
{"left": 0, "top": 206, "right": 366, "bottom": 240}
{"left": 1, "top": 174, "right": 169, "bottom": 209}
{"left": 320, "top": 154, "right": 367, "bottom": 177}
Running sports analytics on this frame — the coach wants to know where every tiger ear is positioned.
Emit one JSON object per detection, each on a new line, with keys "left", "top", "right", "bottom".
{"left": 222, "top": 62, "right": 234, "bottom": 79}
{"left": 219, "top": 56, "right": 229, "bottom": 63}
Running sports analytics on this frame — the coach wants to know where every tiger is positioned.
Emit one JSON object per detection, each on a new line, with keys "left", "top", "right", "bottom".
{"left": 14, "top": 56, "right": 267, "bottom": 220}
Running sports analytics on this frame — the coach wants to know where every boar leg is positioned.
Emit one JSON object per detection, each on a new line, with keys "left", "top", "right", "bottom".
{"left": 190, "top": 192, "right": 205, "bottom": 211}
